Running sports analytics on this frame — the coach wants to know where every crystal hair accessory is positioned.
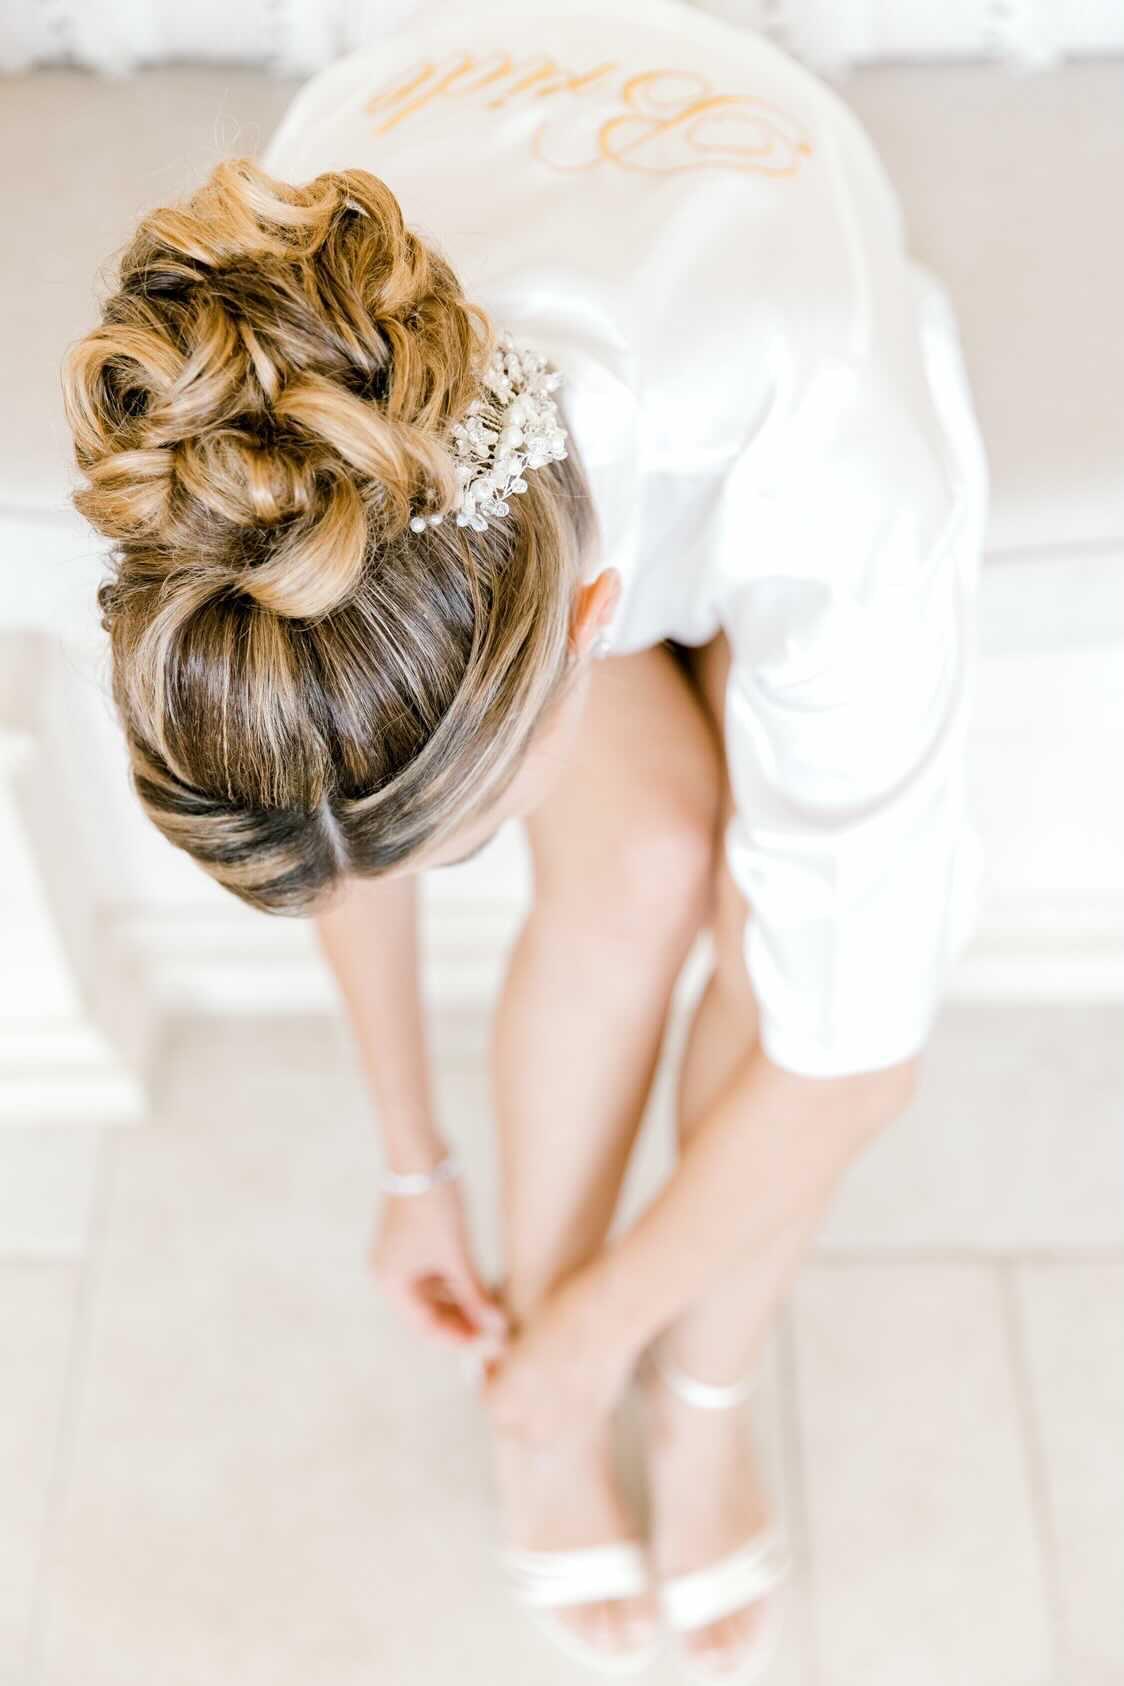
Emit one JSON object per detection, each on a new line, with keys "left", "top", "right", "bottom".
{"left": 409, "top": 332, "right": 569, "bottom": 535}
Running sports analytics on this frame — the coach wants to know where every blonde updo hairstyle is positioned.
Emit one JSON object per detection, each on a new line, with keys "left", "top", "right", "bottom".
{"left": 62, "top": 158, "right": 593, "bottom": 913}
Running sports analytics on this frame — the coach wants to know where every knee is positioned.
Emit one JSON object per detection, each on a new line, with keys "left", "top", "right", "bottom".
{"left": 599, "top": 818, "right": 718, "bottom": 950}
{"left": 535, "top": 811, "right": 717, "bottom": 954}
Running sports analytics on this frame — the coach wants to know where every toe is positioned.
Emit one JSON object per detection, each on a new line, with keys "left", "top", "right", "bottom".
{"left": 590, "top": 1600, "right": 622, "bottom": 1656}
{"left": 605, "top": 1596, "right": 657, "bottom": 1657}
{"left": 623, "top": 1598, "right": 659, "bottom": 1653}
{"left": 561, "top": 1601, "right": 609, "bottom": 1652}
{"left": 685, "top": 1605, "right": 767, "bottom": 1676}
{"left": 562, "top": 1596, "right": 656, "bottom": 1661}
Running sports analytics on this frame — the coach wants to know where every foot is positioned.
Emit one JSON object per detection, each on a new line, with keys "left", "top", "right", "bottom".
{"left": 492, "top": 1419, "right": 659, "bottom": 1662}
{"left": 643, "top": 1366, "right": 776, "bottom": 1678}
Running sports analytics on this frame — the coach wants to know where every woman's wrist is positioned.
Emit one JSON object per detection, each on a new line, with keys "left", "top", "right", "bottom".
{"left": 379, "top": 1118, "right": 451, "bottom": 1179}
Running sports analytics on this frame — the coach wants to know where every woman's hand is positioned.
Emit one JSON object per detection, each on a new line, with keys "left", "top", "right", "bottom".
{"left": 480, "top": 1268, "right": 638, "bottom": 1444}
{"left": 371, "top": 1182, "right": 508, "bottom": 1351}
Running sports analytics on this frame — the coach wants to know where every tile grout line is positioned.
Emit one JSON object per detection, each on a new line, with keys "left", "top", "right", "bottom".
{"left": 813, "top": 1246, "right": 1124, "bottom": 1267}
{"left": 777, "top": 1300, "right": 822, "bottom": 1686}
{"left": 0, "top": 1253, "right": 78, "bottom": 1270}
{"left": 24, "top": 1126, "right": 121, "bottom": 1686}
{"left": 997, "top": 1259, "right": 1069, "bottom": 1686}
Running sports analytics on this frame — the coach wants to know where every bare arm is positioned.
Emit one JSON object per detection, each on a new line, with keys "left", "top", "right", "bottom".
{"left": 590, "top": 1045, "right": 917, "bottom": 1344}
{"left": 314, "top": 871, "right": 446, "bottom": 1175}
{"left": 483, "top": 1043, "right": 917, "bottom": 1432}
{"left": 315, "top": 871, "right": 506, "bottom": 1347}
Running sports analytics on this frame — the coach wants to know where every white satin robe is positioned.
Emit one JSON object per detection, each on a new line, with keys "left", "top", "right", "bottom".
{"left": 260, "top": 0, "right": 991, "bottom": 1078}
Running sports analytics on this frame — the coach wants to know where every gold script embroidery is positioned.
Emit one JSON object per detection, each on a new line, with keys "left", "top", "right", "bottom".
{"left": 363, "top": 51, "right": 813, "bottom": 178}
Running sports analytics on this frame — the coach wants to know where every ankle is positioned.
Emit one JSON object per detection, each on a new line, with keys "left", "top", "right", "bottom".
{"left": 647, "top": 1340, "right": 762, "bottom": 1399}
{"left": 501, "top": 1264, "right": 583, "bottom": 1329}
{"left": 641, "top": 1349, "right": 755, "bottom": 1453}
{"left": 502, "top": 1281, "right": 548, "bottom": 1329}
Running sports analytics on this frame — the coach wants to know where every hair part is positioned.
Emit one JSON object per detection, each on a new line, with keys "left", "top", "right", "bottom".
{"left": 62, "top": 157, "right": 594, "bottom": 913}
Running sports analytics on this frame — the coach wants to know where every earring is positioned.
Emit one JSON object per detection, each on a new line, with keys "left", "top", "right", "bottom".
{"left": 589, "top": 631, "right": 612, "bottom": 660}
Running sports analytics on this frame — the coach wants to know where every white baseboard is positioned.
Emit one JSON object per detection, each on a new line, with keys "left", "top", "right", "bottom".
{"left": 102, "top": 888, "right": 1124, "bottom": 1018}
{"left": 951, "top": 892, "right": 1124, "bottom": 999}
{"left": 4, "top": 887, "right": 1120, "bottom": 1127}
{"left": 101, "top": 895, "right": 529, "bottom": 1015}
{"left": 0, "top": 1018, "right": 147, "bottom": 1125}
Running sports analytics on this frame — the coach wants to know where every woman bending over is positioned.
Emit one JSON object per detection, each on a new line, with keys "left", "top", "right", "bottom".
{"left": 63, "top": 4, "right": 989, "bottom": 1676}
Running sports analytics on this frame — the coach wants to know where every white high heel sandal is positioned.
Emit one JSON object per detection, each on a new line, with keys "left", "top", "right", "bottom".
{"left": 501, "top": 1538, "right": 661, "bottom": 1676}
{"left": 468, "top": 1343, "right": 660, "bottom": 1677}
{"left": 648, "top": 1350, "right": 790, "bottom": 1684}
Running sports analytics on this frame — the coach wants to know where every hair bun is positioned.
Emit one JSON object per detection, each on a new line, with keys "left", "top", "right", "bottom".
{"left": 63, "top": 157, "right": 492, "bottom": 621}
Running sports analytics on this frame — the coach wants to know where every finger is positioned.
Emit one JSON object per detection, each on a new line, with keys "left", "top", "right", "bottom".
{"left": 420, "top": 1276, "right": 504, "bottom": 1346}
{"left": 418, "top": 1271, "right": 504, "bottom": 1347}
{"left": 389, "top": 1283, "right": 481, "bottom": 1349}
{"left": 449, "top": 1271, "right": 509, "bottom": 1341}
{"left": 418, "top": 1299, "right": 481, "bottom": 1345}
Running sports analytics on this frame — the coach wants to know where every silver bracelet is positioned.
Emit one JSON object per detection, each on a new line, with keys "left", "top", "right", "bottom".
{"left": 378, "top": 1148, "right": 461, "bottom": 1197}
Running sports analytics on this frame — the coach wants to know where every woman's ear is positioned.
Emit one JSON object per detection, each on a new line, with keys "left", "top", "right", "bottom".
{"left": 570, "top": 567, "right": 621, "bottom": 658}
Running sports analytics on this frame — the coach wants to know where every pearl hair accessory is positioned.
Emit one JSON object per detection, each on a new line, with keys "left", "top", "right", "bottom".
{"left": 409, "top": 332, "right": 569, "bottom": 535}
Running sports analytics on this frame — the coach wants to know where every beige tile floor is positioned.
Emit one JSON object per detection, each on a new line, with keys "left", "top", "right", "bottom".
{"left": 1, "top": 1002, "right": 1122, "bottom": 1686}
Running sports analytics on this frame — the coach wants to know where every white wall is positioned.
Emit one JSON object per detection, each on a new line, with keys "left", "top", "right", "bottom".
{"left": 3, "top": 0, "right": 1124, "bottom": 76}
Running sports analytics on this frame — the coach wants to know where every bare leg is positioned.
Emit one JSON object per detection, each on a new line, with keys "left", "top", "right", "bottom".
{"left": 489, "top": 642, "right": 722, "bottom": 1657}
{"left": 646, "top": 633, "right": 879, "bottom": 1675}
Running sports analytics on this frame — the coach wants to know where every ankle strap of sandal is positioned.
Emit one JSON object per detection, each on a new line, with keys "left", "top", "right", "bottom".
{"left": 648, "top": 1348, "right": 757, "bottom": 1410}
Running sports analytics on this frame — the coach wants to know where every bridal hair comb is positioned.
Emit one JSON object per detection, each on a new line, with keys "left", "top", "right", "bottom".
{"left": 409, "top": 332, "right": 570, "bottom": 535}
{"left": 339, "top": 197, "right": 567, "bottom": 535}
